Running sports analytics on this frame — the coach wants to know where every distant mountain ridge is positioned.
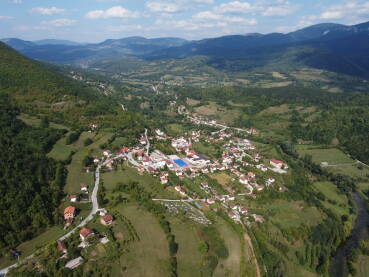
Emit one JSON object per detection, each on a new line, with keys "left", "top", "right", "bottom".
{"left": 2, "top": 21, "right": 369, "bottom": 77}
{"left": 0, "top": 36, "right": 188, "bottom": 65}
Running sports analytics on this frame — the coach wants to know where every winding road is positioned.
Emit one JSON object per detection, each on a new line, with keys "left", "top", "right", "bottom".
{"left": 0, "top": 165, "right": 102, "bottom": 276}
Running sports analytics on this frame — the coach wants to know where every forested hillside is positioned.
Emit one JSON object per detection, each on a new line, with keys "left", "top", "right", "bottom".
{"left": 0, "top": 94, "right": 66, "bottom": 248}
{"left": 0, "top": 42, "right": 118, "bottom": 126}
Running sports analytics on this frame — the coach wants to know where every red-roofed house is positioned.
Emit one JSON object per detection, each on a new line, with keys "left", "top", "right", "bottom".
{"left": 100, "top": 215, "right": 113, "bottom": 226}
{"left": 64, "top": 206, "right": 76, "bottom": 221}
{"left": 80, "top": 228, "right": 94, "bottom": 241}
{"left": 270, "top": 159, "right": 285, "bottom": 168}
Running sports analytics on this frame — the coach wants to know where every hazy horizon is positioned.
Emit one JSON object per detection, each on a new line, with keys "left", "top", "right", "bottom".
{"left": 0, "top": 0, "right": 369, "bottom": 43}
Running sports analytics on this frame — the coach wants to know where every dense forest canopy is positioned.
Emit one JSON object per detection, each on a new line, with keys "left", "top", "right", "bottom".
{"left": 0, "top": 93, "right": 66, "bottom": 249}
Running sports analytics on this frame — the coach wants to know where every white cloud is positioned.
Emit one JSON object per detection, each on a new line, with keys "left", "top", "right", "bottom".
{"left": 261, "top": 0, "right": 298, "bottom": 17}
{"left": 146, "top": 0, "right": 214, "bottom": 13}
{"left": 318, "top": 1, "right": 369, "bottom": 20}
{"left": 41, "top": 18, "right": 76, "bottom": 27}
{"left": 193, "top": 11, "right": 221, "bottom": 20}
{"left": 86, "top": 6, "right": 140, "bottom": 19}
{"left": 146, "top": 1, "right": 182, "bottom": 13}
{"left": 107, "top": 24, "right": 145, "bottom": 32}
{"left": 320, "top": 11, "right": 343, "bottom": 19}
{"left": 193, "top": 11, "right": 257, "bottom": 25}
{"left": 12, "top": 0, "right": 22, "bottom": 4}
{"left": 214, "top": 1, "right": 259, "bottom": 14}
{"left": 30, "top": 7, "right": 65, "bottom": 15}
{"left": 0, "top": 16, "right": 14, "bottom": 20}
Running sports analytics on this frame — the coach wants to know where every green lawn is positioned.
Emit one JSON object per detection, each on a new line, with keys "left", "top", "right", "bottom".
{"left": 247, "top": 200, "right": 323, "bottom": 229}
{"left": 47, "top": 132, "right": 77, "bottom": 161}
{"left": 102, "top": 165, "right": 172, "bottom": 198}
{"left": 18, "top": 114, "right": 68, "bottom": 130}
{"left": 165, "top": 123, "right": 185, "bottom": 136}
{"left": 193, "top": 142, "right": 219, "bottom": 159}
{"left": 0, "top": 227, "right": 65, "bottom": 268}
{"left": 64, "top": 132, "right": 113, "bottom": 195}
{"left": 295, "top": 145, "right": 354, "bottom": 164}
{"left": 170, "top": 219, "right": 203, "bottom": 277}
{"left": 326, "top": 163, "right": 369, "bottom": 179}
{"left": 213, "top": 219, "right": 242, "bottom": 277}
{"left": 296, "top": 145, "right": 369, "bottom": 179}
{"left": 312, "top": 182, "right": 350, "bottom": 218}
{"left": 113, "top": 203, "right": 170, "bottom": 277}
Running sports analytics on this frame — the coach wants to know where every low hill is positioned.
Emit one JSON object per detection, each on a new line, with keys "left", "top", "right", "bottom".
{"left": 0, "top": 41, "right": 115, "bottom": 125}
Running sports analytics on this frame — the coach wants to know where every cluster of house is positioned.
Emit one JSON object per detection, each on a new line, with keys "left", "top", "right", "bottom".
{"left": 63, "top": 204, "right": 113, "bottom": 228}
{"left": 58, "top": 209, "right": 115, "bottom": 270}
{"left": 98, "top": 123, "right": 287, "bottom": 225}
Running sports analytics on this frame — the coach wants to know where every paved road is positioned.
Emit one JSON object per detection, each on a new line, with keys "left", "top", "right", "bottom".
{"left": 144, "top": 128, "right": 150, "bottom": 156}
{"left": 0, "top": 165, "right": 102, "bottom": 276}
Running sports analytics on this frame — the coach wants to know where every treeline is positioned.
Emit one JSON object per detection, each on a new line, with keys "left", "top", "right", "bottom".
{"left": 175, "top": 85, "right": 369, "bottom": 165}
{"left": 0, "top": 94, "right": 66, "bottom": 250}
{"left": 290, "top": 105, "right": 369, "bottom": 165}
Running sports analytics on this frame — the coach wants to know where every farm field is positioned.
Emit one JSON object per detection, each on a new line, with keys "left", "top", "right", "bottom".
{"left": 17, "top": 114, "right": 69, "bottom": 130}
{"left": 170, "top": 219, "right": 203, "bottom": 277}
{"left": 115, "top": 204, "right": 171, "bottom": 277}
{"left": 47, "top": 132, "right": 77, "bottom": 161}
{"left": 213, "top": 219, "right": 242, "bottom": 277}
{"left": 64, "top": 132, "right": 113, "bottom": 195}
{"left": 210, "top": 172, "right": 232, "bottom": 186}
{"left": 295, "top": 145, "right": 354, "bottom": 165}
{"left": 194, "top": 102, "right": 240, "bottom": 125}
{"left": 247, "top": 200, "right": 323, "bottom": 229}
{"left": 295, "top": 145, "right": 369, "bottom": 179}
{"left": 102, "top": 165, "right": 172, "bottom": 198}
{"left": 312, "top": 182, "right": 350, "bottom": 218}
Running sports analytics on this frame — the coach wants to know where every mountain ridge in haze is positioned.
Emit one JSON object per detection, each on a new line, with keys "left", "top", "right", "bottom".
{"left": 2, "top": 20, "right": 369, "bottom": 77}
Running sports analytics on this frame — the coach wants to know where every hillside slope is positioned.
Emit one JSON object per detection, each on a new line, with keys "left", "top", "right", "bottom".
{"left": 0, "top": 42, "right": 115, "bottom": 125}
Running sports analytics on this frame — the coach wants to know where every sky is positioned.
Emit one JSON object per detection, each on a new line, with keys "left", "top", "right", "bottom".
{"left": 0, "top": 0, "right": 369, "bottom": 42}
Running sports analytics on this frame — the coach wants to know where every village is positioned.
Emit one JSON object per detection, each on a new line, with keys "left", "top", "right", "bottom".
{"left": 96, "top": 111, "right": 289, "bottom": 227}
{"left": 4, "top": 107, "right": 290, "bottom": 274}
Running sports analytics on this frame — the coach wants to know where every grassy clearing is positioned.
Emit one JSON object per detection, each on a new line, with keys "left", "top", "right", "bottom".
{"left": 258, "top": 104, "right": 290, "bottom": 116}
{"left": 47, "top": 132, "right": 77, "bottom": 161}
{"left": 18, "top": 114, "right": 68, "bottom": 130}
{"left": 312, "top": 182, "right": 350, "bottom": 217}
{"left": 213, "top": 219, "right": 241, "bottom": 277}
{"left": 210, "top": 172, "right": 232, "bottom": 186}
{"left": 170, "top": 219, "right": 203, "bottom": 277}
{"left": 193, "top": 142, "right": 219, "bottom": 159}
{"left": 295, "top": 145, "right": 354, "bottom": 164}
{"left": 0, "top": 227, "right": 65, "bottom": 268}
{"left": 248, "top": 200, "right": 323, "bottom": 229}
{"left": 194, "top": 102, "right": 240, "bottom": 125}
{"left": 187, "top": 98, "right": 201, "bottom": 106}
{"left": 74, "top": 131, "right": 95, "bottom": 148}
{"left": 115, "top": 203, "right": 170, "bottom": 277}
{"left": 355, "top": 255, "right": 369, "bottom": 277}
{"left": 64, "top": 132, "right": 113, "bottom": 195}
{"left": 296, "top": 145, "right": 369, "bottom": 179}
{"left": 102, "top": 165, "right": 172, "bottom": 198}
{"left": 326, "top": 164, "right": 369, "bottom": 179}
{"left": 260, "top": 81, "right": 292, "bottom": 88}
{"left": 165, "top": 123, "right": 185, "bottom": 136}
{"left": 272, "top": 72, "right": 287, "bottom": 79}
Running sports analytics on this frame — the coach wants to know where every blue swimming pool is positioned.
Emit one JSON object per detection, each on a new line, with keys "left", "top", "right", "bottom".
{"left": 174, "top": 159, "right": 187, "bottom": 167}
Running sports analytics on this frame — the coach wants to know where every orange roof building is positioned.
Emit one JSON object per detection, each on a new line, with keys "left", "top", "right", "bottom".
{"left": 80, "top": 228, "right": 94, "bottom": 241}
{"left": 64, "top": 206, "right": 76, "bottom": 220}
{"left": 100, "top": 215, "right": 113, "bottom": 226}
